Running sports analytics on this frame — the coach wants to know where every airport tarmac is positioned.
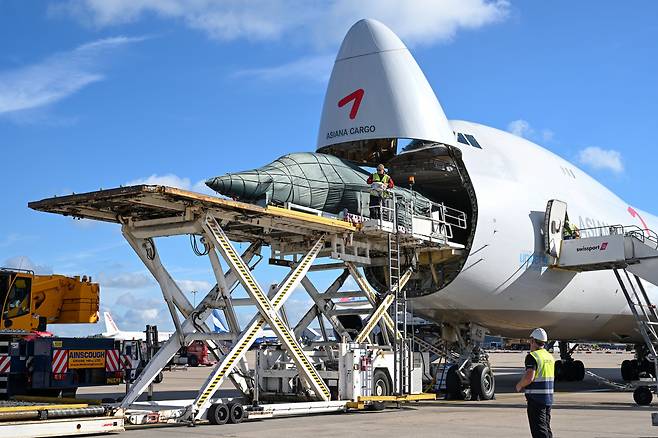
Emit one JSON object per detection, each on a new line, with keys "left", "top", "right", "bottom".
{"left": 80, "top": 351, "right": 658, "bottom": 437}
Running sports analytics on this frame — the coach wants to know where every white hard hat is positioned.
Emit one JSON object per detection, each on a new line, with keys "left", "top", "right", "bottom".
{"left": 530, "top": 328, "right": 548, "bottom": 342}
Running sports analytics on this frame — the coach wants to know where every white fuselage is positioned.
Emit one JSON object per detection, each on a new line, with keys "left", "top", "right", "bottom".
{"left": 411, "top": 120, "right": 657, "bottom": 342}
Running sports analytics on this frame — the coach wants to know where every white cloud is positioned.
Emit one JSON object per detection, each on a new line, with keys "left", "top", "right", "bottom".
{"left": 58, "top": 1, "right": 509, "bottom": 47}
{"left": 126, "top": 174, "right": 217, "bottom": 195}
{"left": 577, "top": 146, "right": 624, "bottom": 174}
{"left": 126, "top": 173, "right": 191, "bottom": 189}
{"left": 0, "top": 36, "right": 145, "bottom": 115}
{"left": 507, "top": 120, "right": 555, "bottom": 144}
{"left": 176, "top": 279, "right": 212, "bottom": 294}
{"left": 507, "top": 119, "right": 533, "bottom": 138}
{"left": 3, "top": 256, "right": 53, "bottom": 275}
{"left": 115, "top": 292, "right": 160, "bottom": 308}
{"left": 97, "top": 271, "right": 152, "bottom": 289}
{"left": 541, "top": 129, "right": 554, "bottom": 142}
{"left": 234, "top": 54, "right": 334, "bottom": 83}
{"left": 58, "top": 1, "right": 509, "bottom": 86}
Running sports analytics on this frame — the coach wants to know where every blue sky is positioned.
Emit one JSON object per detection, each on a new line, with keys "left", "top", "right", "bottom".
{"left": 1, "top": 1, "right": 657, "bottom": 335}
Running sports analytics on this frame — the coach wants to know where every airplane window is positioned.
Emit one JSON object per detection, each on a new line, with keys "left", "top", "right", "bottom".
{"left": 457, "top": 133, "right": 469, "bottom": 145}
{"left": 465, "top": 134, "right": 482, "bottom": 149}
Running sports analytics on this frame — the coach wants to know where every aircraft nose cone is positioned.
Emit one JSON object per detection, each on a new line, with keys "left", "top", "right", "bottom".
{"left": 336, "top": 18, "right": 406, "bottom": 61}
{"left": 206, "top": 175, "right": 229, "bottom": 195}
{"left": 206, "top": 172, "right": 272, "bottom": 200}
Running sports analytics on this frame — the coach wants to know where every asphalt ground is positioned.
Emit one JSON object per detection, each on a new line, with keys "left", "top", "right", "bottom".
{"left": 78, "top": 351, "right": 658, "bottom": 437}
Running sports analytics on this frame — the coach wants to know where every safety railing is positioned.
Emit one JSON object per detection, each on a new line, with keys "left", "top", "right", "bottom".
{"left": 574, "top": 224, "right": 658, "bottom": 250}
{"left": 369, "top": 191, "right": 468, "bottom": 243}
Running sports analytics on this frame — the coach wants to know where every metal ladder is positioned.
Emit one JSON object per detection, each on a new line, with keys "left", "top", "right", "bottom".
{"left": 388, "top": 199, "right": 410, "bottom": 395}
{"left": 613, "top": 268, "right": 658, "bottom": 386}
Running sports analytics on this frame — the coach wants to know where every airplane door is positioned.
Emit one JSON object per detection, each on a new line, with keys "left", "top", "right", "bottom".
{"left": 544, "top": 200, "right": 567, "bottom": 258}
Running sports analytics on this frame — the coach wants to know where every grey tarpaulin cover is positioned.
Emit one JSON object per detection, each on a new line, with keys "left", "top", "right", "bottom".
{"left": 206, "top": 152, "right": 433, "bottom": 222}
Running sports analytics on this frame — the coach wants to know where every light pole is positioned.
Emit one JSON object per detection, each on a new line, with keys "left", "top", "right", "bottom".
{"left": 191, "top": 290, "right": 197, "bottom": 307}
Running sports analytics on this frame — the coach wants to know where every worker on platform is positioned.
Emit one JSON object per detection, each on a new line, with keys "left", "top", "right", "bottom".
{"left": 515, "top": 328, "right": 555, "bottom": 438}
{"left": 367, "top": 164, "right": 394, "bottom": 219}
{"left": 563, "top": 214, "right": 580, "bottom": 240}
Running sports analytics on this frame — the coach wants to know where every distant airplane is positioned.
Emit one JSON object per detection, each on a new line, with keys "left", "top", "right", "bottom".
{"left": 102, "top": 311, "right": 173, "bottom": 341}
{"left": 211, "top": 309, "right": 228, "bottom": 333}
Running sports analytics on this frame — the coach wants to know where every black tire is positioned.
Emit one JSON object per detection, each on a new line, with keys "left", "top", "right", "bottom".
{"left": 445, "top": 365, "right": 464, "bottom": 398}
{"left": 630, "top": 359, "right": 640, "bottom": 381}
{"left": 562, "top": 361, "right": 576, "bottom": 382}
{"left": 370, "top": 370, "right": 391, "bottom": 411}
{"left": 227, "top": 402, "right": 245, "bottom": 424}
{"left": 153, "top": 371, "right": 164, "bottom": 384}
{"left": 641, "top": 359, "right": 656, "bottom": 378}
{"left": 573, "top": 360, "right": 585, "bottom": 382}
{"left": 187, "top": 355, "right": 199, "bottom": 367}
{"left": 207, "top": 403, "right": 229, "bottom": 425}
{"left": 633, "top": 386, "right": 653, "bottom": 406}
{"left": 470, "top": 364, "right": 495, "bottom": 400}
{"left": 554, "top": 360, "right": 563, "bottom": 381}
{"left": 621, "top": 360, "right": 631, "bottom": 381}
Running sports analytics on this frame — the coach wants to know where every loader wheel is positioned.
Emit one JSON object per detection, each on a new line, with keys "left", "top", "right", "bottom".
{"left": 227, "top": 402, "right": 245, "bottom": 424}
{"left": 633, "top": 386, "right": 653, "bottom": 406}
{"left": 369, "top": 370, "right": 391, "bottom": 411}
{"left": 208, "top": 403, "right": 229, "bottom": 425}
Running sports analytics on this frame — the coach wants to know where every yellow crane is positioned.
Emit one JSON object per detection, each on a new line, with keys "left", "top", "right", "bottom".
{"left": 0, "top": 268, "right": 99, "bottom": 331}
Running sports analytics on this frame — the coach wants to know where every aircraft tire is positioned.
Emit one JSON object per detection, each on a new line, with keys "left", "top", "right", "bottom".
{"left": 630, "top": 359, "right": 641, "bottom": 381}
{"left": 573, "top": 360, "right": 585, "bottom": 381}
{"left": 154, "top": 371, "right": 164, "bottom": 384}
{"left": 621, "top": 360, "right": 631, "bottom": 381}
{"left": 554, "top": 360, "right": 563, "bottom": 381}
{"left": 445, "top": 365, "right": 471, "bottom": 400}
{"left": 470, "top": 364, "right": 495, "bottom": 400}
{"left": 633, "top": 386, "right": 653, "bottom": 406}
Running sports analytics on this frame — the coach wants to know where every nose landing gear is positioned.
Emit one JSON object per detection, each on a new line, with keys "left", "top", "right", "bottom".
{"left": 554, "top": 341, "right": 585, "bottom": 382}
{"left": 441, "top": 323, "right": 496, "bottom": 401}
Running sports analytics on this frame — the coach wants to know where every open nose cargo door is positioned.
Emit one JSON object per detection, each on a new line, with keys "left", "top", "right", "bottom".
{"left": 316, "top": 19, "right": 457, "bottom": 166}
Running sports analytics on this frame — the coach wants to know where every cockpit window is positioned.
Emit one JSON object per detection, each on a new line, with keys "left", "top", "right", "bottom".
{"left": 455, "top": 132, "right": 483, "bottom": 149}
{"left": 465, "top": 134, "right": 482, "bottom": 149}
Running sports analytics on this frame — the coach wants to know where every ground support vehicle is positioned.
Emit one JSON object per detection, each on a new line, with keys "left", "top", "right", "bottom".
{"left": 28, "top": 185, "right": 463, "bottom": 427}
{"left": 0, "top": 399, "right": 123, "bottom": 437}
{"left": 0, "top": 335, "right": 123, "bottom": 398}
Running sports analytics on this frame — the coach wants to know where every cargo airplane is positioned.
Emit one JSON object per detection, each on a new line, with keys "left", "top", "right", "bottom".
{"left": 310, "top": 19, "right": 658, "bottom": 399}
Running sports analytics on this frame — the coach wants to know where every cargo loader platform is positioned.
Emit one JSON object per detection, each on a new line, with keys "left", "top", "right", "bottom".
{"left": 28, "top": 185, "right": 461, "bottom": 429}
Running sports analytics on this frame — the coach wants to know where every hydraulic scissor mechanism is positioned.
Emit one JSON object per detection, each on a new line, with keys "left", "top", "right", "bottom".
{"left": 28, "top": 185, "right": 468, "bottom": 421}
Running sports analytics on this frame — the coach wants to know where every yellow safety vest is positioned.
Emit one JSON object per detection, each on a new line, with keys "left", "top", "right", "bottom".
{"left": 370, "top": 173, "right": 391, "bottom": 197}
{"left": 525, "top": 348, "right": 555, "bottom": 405}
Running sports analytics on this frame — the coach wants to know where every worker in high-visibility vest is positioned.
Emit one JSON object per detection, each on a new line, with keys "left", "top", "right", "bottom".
{"left": 563, "top": 214, "right": 580, "bottom": 240}
{"left": 515, "top": 328, "right": 555, "bottom": 438}
{"left": 367, "top": 164, "right": 394, "bottom": 219}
